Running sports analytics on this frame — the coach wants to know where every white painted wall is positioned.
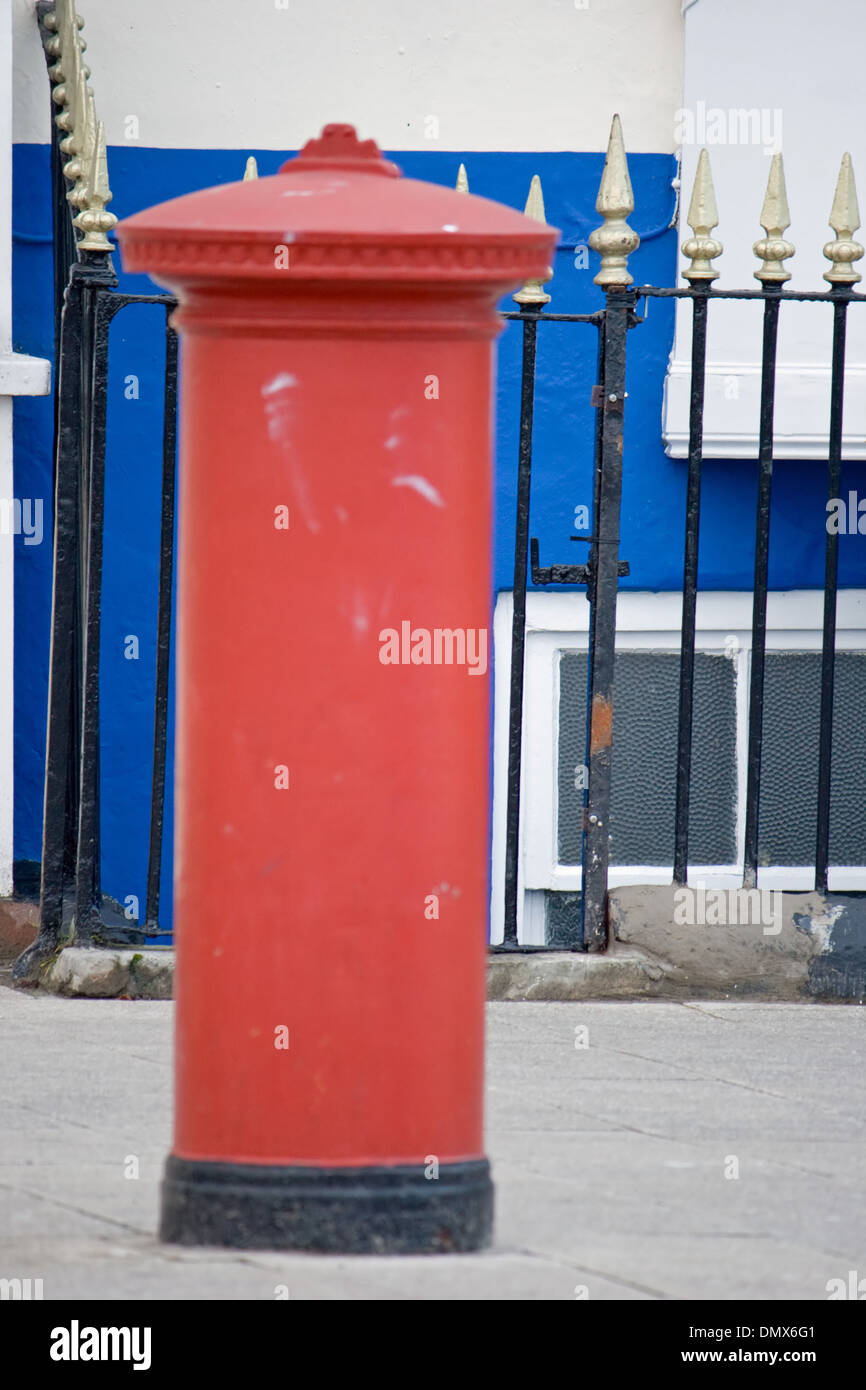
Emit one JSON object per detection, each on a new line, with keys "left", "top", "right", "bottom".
{"left": 12, "top": 0, "right": 684, "bottom": 152}
{"left": 664, "top": 0, "right": 866, "bottom": 458}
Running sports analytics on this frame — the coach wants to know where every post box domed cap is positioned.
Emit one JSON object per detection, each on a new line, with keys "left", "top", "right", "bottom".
{"left": 117, "top": 123, "right": 558, "bottom": 288}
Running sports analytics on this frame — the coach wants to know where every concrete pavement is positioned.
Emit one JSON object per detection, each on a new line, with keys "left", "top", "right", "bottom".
{"left": 1, "top": 985, "right": 864, "bottom": 1299}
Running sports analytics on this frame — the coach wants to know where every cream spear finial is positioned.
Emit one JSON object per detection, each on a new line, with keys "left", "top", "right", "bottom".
{"left": 588, "top": 114, "right": 639, "bottom": 287}
{"left": 682, "top": 148, "right": 723, "bottom": 282}
{"left": 753, "top": 152, "right": 794, "bottom": 282}
{"left": 513, "top": 174, "right": 553, "bottom": 306}
{"left": 74, "top": 118, "right": 117, "bottom": 253}
{"left": 823, "top": 152, "right": 863, "bottom": 284}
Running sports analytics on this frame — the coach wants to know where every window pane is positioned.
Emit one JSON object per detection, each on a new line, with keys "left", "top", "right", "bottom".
{"left": 558, "top": 651, "right": 737, "bottom": 865}
{"left": 760, "top": 652, "right": 866, "bottom": 866}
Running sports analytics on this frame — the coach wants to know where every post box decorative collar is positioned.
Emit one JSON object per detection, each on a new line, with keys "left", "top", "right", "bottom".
{"left": 117, "top": 123, "right": 558, "bottom": 292}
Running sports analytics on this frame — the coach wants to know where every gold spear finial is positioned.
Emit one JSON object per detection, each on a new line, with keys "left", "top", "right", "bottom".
{"left": 455, "top": 162, "right": 469, "bottom": 193}
{"left": 754, "top": 152, "right": 794, "bottom": 282}
{"left": 55, "top": 32, "right": 81, "bottom": 143}
{"left": 243, "top": 155, "right": 259, "bottom": 181}
{"left": 682, "top": 148, "right": 723, "bottom": 282}
{"left": 62, "top": 62, "right": 87, "bottom": 187}
{"left": 44, "top": 0, "right": 82, "bottom": 59}
{"left": 46, "top": 23, "right": 63, "bottom": 83}
{"left": 823, "top": 152, "right": 863, "bottom": 285}
{"left": 43, "top": 2, "right": 117, "bottom": 253}
{"left": 46, "top": 0, "right": 80, "bottom": 83}
{"left": 49, "top": 0, "right": 82, "bottom": 101}
{"left": 74, "top": 117, "right": 117, "bottom": 252}
{"left": 513, "top": 174, "right": 553, "bottom": 305}
{"left": 588, "top": 114, "right": 639, "bottom": 287}
{"left": 51, "top": 6, "right": 88, "bottom": 146}
{"left": 68, "top": 84, "right": 95, "bottom": 208}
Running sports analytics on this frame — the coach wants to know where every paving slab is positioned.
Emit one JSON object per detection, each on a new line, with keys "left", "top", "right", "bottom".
{"left": 2, "top": 987, "right": 864, "bottom": 1299}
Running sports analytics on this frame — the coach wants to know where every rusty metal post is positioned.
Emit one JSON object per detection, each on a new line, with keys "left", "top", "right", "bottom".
{"left": 582, "top": 116, "right": 639, "bottom": 951}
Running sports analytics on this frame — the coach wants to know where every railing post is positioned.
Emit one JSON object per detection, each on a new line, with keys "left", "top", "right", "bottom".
{"left": 72, "top": 275, "right": 116, "bottom": 943}
{"left": 144, "top": 314, "right": 179, "bottom": 933}
{"left": 503, "top": 174, "right": 551, "bottom": 948}
{"left": 15, "top": 0, "right": 120, "bottom": 976}
{"left": 815, "top": 153, "right": 862, "bottom": 892}
{"left": 581, "top": 115, "right": 638, "bottom": 951}
{"left": 743, "top": 153, "right": 794, "bottom": 889}
{"left": 673, "top": 148, "right": 723, "bottom": 885}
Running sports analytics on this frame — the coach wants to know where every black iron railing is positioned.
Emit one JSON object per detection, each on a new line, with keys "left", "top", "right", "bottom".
{"left": 500, "top": 295, "right": 635, "bottom": 953}
{"left": 15, "top": 5, "right": 178, "bottom": 977}
{"left": 638, "top": 282, "right": 866, "bottom": 895}
{"left": 16, "top": 261, "right": 179, "bottom": 979}
{"left": 498, "top": 134, "right": 865, "bottom": 951}
{"left": 19, "top": 14, "right": 862, "bottom": 977}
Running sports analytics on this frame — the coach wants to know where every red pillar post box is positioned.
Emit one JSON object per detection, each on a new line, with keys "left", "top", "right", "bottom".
{"left": 118, "top": 124, "right": 556, "bottom": 1253}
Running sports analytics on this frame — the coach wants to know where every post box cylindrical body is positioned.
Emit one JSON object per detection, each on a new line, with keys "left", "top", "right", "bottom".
{"left": 118, "top": 125, "right": 556, "bottom": 1253}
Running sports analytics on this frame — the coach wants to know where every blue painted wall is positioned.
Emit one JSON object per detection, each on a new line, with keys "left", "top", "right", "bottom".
{"left": 12, "top": 144, "right": 54, "bottom": 869}
{"left": 12, "top": 143, "right": 866, "bottom": 917}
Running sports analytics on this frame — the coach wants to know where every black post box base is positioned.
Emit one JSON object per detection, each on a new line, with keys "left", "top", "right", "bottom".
{"left": 159, "top": 1154, "right": 493, "bottom": 1254}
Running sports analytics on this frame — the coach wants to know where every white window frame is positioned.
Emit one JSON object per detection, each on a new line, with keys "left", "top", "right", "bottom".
{"left": 490, "top": 588, "right": 866, "bottom": 945}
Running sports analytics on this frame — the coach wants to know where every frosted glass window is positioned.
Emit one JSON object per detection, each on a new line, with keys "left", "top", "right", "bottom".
{"left": 558, "top": 651, "right": 737, "bottom": 865}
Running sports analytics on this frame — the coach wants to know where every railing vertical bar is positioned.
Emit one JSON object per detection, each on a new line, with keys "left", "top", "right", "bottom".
{"left": 815, "top": 291, "right": 850, "bottom": 892}
{"left": 673, "top": 289, "right": 709, "bottom": 885}
{"left": 580, "top": 287, "right": 632, "bottom": 950}
{"left": 73, "top": 286, "right": 115, "bottom": 941}
{"left": 503, "top": 310, "right": 540, "bottom": 947}
{"left": 581, "top": 325, "right": 606, "bottom": 911}
{"left": 145, "top": 315, "right": 179, "bottom": 932}
{"left": 743, "top": 286, "right": 783, "bottom": 888}
{"left": 29, "top": 274, "right": 86, "bottom": 959}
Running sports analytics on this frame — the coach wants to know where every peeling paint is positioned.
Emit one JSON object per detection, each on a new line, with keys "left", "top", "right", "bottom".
{"left": 392, "top": 475, "right": 445, "bottom": 508}
{"left": 261, "top": 373, "right": 297, "bottom": 397}
{"left": 261, "top": 376, "right": 320, "bottom": 533}
{"left": 338, "top": 589, "right": 371, "bottom": 642}
{"left": 795, "top": 900, "right": 844, "bottom": 953}
{"left": 589, "top": 694, "right": 613, "bottom": 757}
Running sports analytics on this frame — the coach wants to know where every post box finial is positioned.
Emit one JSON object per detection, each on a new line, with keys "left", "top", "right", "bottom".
{"left": 280, "top": 124, "right": 401, "bottom": 178}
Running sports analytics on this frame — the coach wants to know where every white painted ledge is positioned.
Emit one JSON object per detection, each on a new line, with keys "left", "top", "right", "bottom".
{"left": 663, "top": 361, "right": 866, "bottom": 460}
{"left": 0, "top": 351, "right": 51, "bottom": 396}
